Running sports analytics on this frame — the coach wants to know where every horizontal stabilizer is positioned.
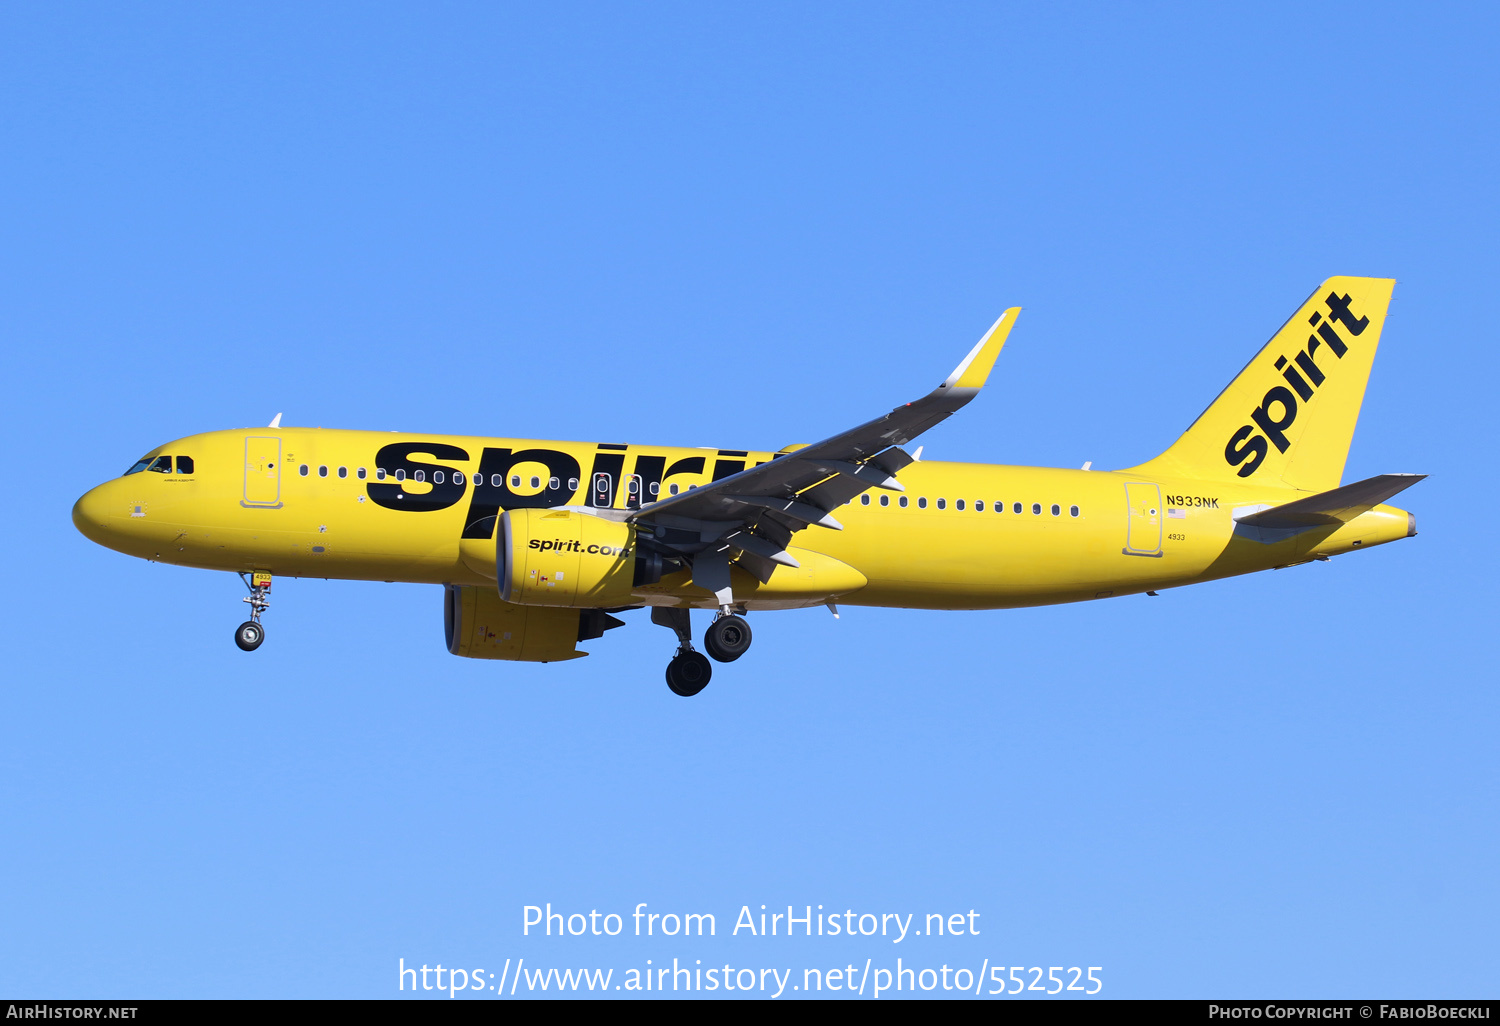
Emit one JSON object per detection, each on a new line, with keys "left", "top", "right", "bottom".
{"left": 1233, "top": 473, "right": 1426, "bottom": 529}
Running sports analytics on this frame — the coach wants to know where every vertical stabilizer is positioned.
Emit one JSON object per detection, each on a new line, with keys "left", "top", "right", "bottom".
{"left": 1126, "top": 276, "right": 1395, "bottom": 492}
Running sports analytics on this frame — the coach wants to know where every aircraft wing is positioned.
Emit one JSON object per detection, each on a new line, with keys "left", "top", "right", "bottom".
{"left": 1233, "top": 473, "right": 1427, "bottom": 529}
{"left": 627, "top": 308, "right": 1020, "bottom": 594}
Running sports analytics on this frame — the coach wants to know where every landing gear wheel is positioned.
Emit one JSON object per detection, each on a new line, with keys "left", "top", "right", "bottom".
{"left": 665, "top": 651, "right": 712, "bottom": 697}
{"left": 704, "top": 614, "right": 752, "bottom": 662}
{"left": 234, "top": 620, "right": 265, "bottom": 652}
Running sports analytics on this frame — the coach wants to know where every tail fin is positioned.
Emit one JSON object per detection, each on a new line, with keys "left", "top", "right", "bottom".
{"left": 1127, "top": 276, "right": 1396, "bottom": 491}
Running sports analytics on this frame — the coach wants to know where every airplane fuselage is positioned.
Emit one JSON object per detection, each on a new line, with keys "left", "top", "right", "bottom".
{"left": 73, "top": 426, "right": 1414, "bottom": 612}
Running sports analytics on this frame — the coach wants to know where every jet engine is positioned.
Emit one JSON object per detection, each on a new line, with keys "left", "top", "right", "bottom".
{"left": 499, "top": 508, "right": 645, "bottom": 608}
{"left": 444, "top": 584, "right": 625, "bottom": 662}
{"left": 443, "top": 584, "right": 585, "bottom": 661}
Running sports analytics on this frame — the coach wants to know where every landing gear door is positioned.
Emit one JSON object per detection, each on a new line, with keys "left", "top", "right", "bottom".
{"left": 243, "top": 436, "right": 283, "bottom": 509}
{"left": 1123, "top": 481, "right": 1162, "bottom": 557}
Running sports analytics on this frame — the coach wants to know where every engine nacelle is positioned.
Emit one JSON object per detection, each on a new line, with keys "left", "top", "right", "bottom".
{"left": 499, "top": 507, "right": 642, "bottom": 608}
{"left": 443, "top": 584, "right": 587, "bottom": 662}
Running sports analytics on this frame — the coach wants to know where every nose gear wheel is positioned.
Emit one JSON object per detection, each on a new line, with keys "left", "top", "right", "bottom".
{"left": 235, "top": 572, "right": 271, "bottom": 652}
{"left": 235, "top": 620, "right": 265, "bottom": 651}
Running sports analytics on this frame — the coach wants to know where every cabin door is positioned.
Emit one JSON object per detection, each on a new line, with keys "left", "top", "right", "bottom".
{"left": 243, "top": 436, "right": 283, "bottom": 508}
{"left": 1123, "top": 482, "right": 1162, "bottom": 556}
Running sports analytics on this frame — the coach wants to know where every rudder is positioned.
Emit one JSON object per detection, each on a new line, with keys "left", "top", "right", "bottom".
{"left": 1126, "top": 276, "right": 1395, "bottom": 492}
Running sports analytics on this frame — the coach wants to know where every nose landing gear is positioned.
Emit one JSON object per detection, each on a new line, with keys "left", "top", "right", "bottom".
{"left": 235, "top": 572, "right": 272, "bottom": 652}
{"left": 235, "top": 620, "right": 265, "bottom": 651}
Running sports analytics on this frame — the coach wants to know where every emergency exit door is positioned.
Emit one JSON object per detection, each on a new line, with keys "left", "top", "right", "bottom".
{"left": 591, "top": 472, "right": 613, "bottom": 507}
{"left": 1123, "top": 481, "right": 1162, "bottom": 556}
{"left": 243, "top": 436, "right": 283, "bottom": 508}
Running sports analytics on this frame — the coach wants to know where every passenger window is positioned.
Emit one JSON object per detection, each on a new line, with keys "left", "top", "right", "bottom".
{"left": 649, "top": 482, "right": 659, "bottom": 496}
{"left": 413, "top": 470, "right": 425, "bottom": 483}
{"left": 974, "top": 500, "right": 983, "bottom": 511}
{"left": 918, "top": 497, "right": 927, "bottom": 509}
{"left": 955, "top": 499, "right": 965, "bottom": 511}
{"left": 1051, "top": 503, "right": 1061, "bottom": 516}
{"left": 433, "top": 471, "right": 444, "bottom": 484}
{"left": 670, "top": 483, "right": 679, "bottom": 495}
{"left": 338, "top": 466, "right": 347, "bottom": 479}
{"left": 299, "top": 465, "right": 309, "bottom": 477}
{"left": 357, "top": 468, "right": 367, "bottom": 480}
{"left": 879, "top": 494, "right": 889, "bottom": 507}
{"left": 995, "top": 501, "right": 1003, "bottom": 512}
{"left": 1070, "top": 505, "right": 1080, "bottom": 517}
{"left": 395, "top": 469, "right": 406, "bottom": 482}
{"left": 936, "top": 498, "right": 946, "bottom": 510}
{"left": 511, "top": 475, "right": 521, "bottom": 487}
{"left": 550, "top": 477, "right": 560, "bottom": 490}
{"left": 452, "top": 471, "right": 462, "bottom": 485}
{"left": 149, "top": 456, "right": 172, "bottom": 473}
{"left": 1032, "top": 503, "right": 1041, "bottom": 515}
{"left": 568, "top": 477, "right": 580, "bottom": 491}
{"left": 1013, "top": 502, "right": 1022, "bottom": 514}
{"left": 376, "top": 468, "right": 386, "bottom": 480}
{"left": 860, "top": 494, "right": 870, "bottom": 505}
{"left": 319, "top": 465, "right": 328, "bottom": 478}
{"left": 175, "top": 456, "right": 194, "bottom": 475}
{"left": 898, "top": 496, "right": 908, "bottom": 508}
{"left": 491, "top": 474, "right": 503, "bottom": 487}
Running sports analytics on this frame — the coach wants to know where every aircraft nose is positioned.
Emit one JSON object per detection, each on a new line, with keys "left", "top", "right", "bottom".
{"left": 73, "top": 482, "right": 124, "bottom": 548}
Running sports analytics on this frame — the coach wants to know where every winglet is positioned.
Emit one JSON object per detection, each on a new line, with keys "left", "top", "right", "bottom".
{"left": 269, "top": 412, "right": 283, "bottom": 428}
{"left": 942, "top": 308, "right": 1020, "bottom": 390}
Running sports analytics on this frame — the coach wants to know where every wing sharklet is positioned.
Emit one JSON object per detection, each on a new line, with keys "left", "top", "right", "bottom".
{"left": 941, "top": 308, "right": 1020, "bottom": 389}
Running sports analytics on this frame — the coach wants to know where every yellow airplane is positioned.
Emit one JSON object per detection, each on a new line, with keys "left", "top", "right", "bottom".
{"left": 73, "top": 276, "right": 1421, "bottom": 696}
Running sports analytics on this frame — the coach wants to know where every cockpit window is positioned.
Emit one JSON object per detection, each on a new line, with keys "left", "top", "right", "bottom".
{"left": 124, "top": 454, "right": 195, "bottom": 476}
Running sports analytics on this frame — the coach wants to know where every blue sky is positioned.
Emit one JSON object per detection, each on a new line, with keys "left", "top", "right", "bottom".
{"left": 2, "top": 3, "right": 1495, "bottom": 999}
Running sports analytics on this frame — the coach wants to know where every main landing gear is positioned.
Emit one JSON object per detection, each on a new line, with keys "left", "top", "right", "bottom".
{"left": 235, "top": 572, "right": 272, "bottom": 652}
{"left": 652, "top": 607, "right": 713, "bottom": 697}
{"left": 651, "top": 608, "right": 756, "bottom": 696}
{"left": 666, "top": 651, "right": 713, "bottom": 697}
{"left": 704, "top": 614, "right": 752, "bottom": 662}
